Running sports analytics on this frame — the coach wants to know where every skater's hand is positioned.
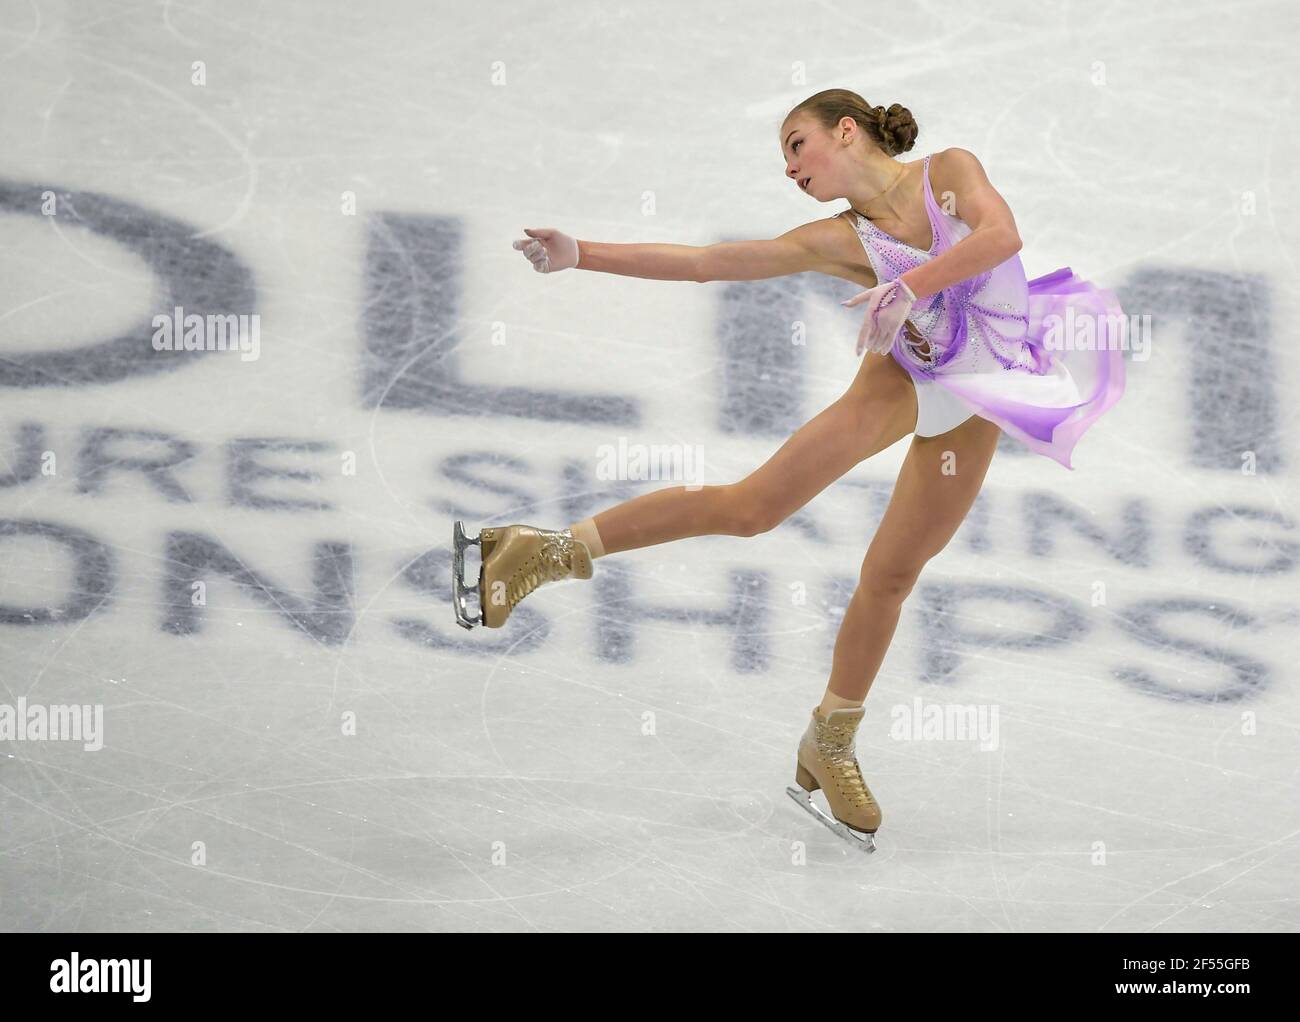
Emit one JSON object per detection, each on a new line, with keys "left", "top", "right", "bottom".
{"left": 842, "top": 277, "right": 917, "bottom": 358}
{"left": 512, "top": 227, "right": 580, "bottom": 274}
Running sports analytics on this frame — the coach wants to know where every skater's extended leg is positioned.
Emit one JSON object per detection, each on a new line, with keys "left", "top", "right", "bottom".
{"left": 571, "top": 353, "right": 916, "bottom": 557}
{"left": 820, "top": 412, "right": 1002, "bottom": 708}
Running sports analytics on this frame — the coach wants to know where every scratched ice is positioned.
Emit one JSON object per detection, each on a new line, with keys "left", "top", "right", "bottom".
{"left": 1, "top": 0, "right": 1297, "bottom": 932}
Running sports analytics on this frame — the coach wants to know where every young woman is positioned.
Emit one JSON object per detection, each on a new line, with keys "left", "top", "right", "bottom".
{"left": 452, "top": 89, "right": 1126, "bottom": 851}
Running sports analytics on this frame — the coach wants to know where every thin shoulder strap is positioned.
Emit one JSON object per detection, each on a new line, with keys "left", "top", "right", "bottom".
{"left": 922, "top": 153, "right": 937, "bottom": 209}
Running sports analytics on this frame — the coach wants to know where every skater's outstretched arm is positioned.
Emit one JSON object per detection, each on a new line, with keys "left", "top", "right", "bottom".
{"left": 513, "top": 220, "right": 858, "bottom": 284}
{"left": 687, "top": 217, "right": 860, "bottom": 283}
{"left": 897, "top": 147, "right": 1023, "bottom": 301}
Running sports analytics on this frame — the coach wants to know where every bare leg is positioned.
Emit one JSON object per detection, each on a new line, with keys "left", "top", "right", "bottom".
{"left": 825, "top": 413, "right": 1003, "bottom": 703}
{"left": 572, "top": 353, "right": 917, "bottom": 555}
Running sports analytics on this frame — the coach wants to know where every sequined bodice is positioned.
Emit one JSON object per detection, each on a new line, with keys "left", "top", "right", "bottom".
{"left": 848, "top": 154, "right": 1037, "bottom": 377}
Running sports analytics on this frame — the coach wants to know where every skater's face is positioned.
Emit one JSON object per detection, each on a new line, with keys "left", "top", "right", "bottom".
{"left": 781, "top": 114, "right": 854, "bottom": 201}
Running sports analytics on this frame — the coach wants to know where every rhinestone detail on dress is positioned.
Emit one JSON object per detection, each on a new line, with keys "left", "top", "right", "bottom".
{"left": 846, "top": 153, "right": 1040, "bottom": 378}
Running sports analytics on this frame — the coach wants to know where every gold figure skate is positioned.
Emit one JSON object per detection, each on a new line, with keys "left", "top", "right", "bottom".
{"left": 785, "top": 705, "right": 881, "bottom": 853}
{"left": 452, "top": 522, "right": 593, "bottom": 629}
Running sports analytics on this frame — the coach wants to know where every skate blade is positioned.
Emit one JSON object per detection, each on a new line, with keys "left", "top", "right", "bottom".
{"left": 785, "top": 785, "right": 877, "bottom": 853}
{"left": 451, "top": 520, "right": 482, "bottom": 630}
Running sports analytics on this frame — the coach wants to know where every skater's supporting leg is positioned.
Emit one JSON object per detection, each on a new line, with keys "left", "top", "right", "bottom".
{"left": 570, "top": 353, "right": 916, "bottom": 557}
{"left": 817, "top": 688, "right": 866, "bottom": 715}
{"left": 824, "top": 413, "right": 1002, "bottom": 703}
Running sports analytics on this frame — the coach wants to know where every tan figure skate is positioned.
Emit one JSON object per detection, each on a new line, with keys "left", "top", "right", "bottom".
{"left": 785, "top": 705, "right": 881, "bottom": 853}
{"left": 452, "top": 522, "right": 594, "bottom": 629}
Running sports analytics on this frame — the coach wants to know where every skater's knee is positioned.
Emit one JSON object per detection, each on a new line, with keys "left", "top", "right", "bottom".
{"left": 714, "top": 484, "right": 780, "bottom": 536}
{"left": 858, "top": 558, "right": 922, "bottom": 604}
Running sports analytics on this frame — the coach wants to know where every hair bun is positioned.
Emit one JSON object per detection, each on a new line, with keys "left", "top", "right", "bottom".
{"left": 877, "top": 102, "right": 917, "bottom": 156}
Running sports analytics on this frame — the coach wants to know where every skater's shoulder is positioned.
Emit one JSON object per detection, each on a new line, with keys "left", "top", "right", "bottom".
{"left": 926, "top": 147, "right": 1003, "bottom": 199}
{"left": 787, "top": 214, "right": 881, "bottom": 286}
{"left": 778, "top": 211, "right": 865, "bottom": 254}
{"left": 926, "top": 147, "right": 1022, "bottom": 240}
{"left": 928, "top": 146, "right": 982, "bottom": 172}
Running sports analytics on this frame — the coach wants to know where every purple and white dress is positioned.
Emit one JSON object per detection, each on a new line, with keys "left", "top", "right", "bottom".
{"left": 847, "top": 152, "right": 1126, "bottom": 469}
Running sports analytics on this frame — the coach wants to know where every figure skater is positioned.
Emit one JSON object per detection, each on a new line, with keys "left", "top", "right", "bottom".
{"left": 452, "top": 89, "right": 1126, "bottom": 852}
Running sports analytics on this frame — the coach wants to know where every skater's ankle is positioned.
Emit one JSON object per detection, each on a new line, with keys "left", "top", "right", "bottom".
{"left": 568, "top": 517, "right": 607, "bottom": 559}
{"left": 817, "top": 689, "right": 865, "bottom": 717}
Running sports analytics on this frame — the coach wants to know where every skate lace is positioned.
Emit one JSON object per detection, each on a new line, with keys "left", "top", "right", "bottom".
{"left": 818, "top": 720, "right": 876, "bottom": 808}
{"left": 828, "top": 755, "right": 874, "bottom": 807}
{"left": 506, "top": 533, "right": 574, "bottom": 609}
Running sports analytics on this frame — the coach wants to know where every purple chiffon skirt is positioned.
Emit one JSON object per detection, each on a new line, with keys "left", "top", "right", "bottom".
{"left": 919, "top": 267, "right": 1127, "bottom": 469}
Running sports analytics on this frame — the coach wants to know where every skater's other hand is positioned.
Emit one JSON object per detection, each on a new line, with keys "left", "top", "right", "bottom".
{"left": 513, "top": 227, "right": 579, "bottom": 274}
{"left": 842, "top": 278, "right": 917, "bottom": 358}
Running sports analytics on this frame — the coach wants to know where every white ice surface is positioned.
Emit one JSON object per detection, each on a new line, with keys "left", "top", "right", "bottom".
{"left": 0, "top": 0, "right": 1297, "bottom": 932}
